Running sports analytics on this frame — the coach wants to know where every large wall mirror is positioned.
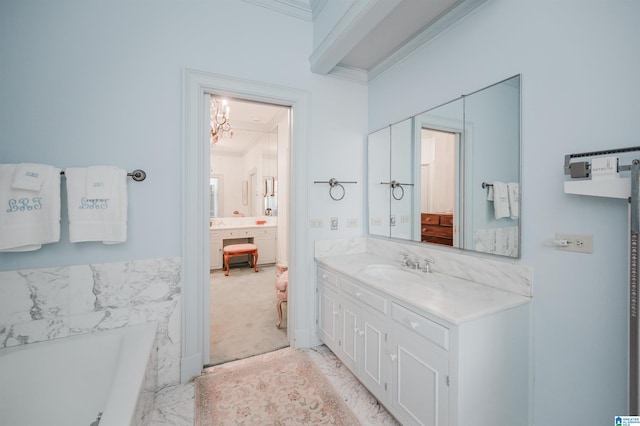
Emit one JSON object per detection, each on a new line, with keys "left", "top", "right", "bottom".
{"left": 367, "top": 74, "right": 521, "bottom": 258}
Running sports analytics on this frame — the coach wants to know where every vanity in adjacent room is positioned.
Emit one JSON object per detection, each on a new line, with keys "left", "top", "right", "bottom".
{"left": 209, "top": 219, "right": 276, "bottom": 270}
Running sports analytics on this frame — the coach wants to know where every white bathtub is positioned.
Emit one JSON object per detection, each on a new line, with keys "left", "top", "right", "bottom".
{"left": 0, "top": 322, "right": 158, "bottom": 426}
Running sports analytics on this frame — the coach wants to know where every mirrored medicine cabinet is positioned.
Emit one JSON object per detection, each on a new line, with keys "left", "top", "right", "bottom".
{"left": 367, "top": 74, "right": 521, "bottom": 258}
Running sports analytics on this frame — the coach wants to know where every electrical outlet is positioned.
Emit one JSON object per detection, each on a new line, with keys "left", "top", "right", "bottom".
{"left": 555, "top": 233, "right": 593, "bottom": 254}
{"left": 371, "top": 218, "right": 382, "bottom": 226}
{"left": 330, "top": 217, "right": 338, "bottom": 230}
{"left": 310, "top": 219, "right": 323, "bottom": 228}
{"left": 347, "top": 218, "right": 358, "bottom": 228}
{"left": 401, "top": 215, "right": 410, "bottom": 224}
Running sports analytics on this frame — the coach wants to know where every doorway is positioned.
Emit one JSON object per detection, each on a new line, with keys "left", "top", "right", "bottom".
{"left": 208, "top": 98, "right": 291, "bottom": 365}
{"left": 181, "top": 69, "right": 310, "bottom": 383}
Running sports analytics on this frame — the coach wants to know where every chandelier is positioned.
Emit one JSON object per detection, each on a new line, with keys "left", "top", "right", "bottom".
{"left": 210, "top": 98, "right": 232, "bottom": 144}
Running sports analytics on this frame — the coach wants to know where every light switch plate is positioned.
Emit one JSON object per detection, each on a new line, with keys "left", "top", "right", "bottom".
{"left": 555, "top": 233, "right": 593, "bottom": 254}
{"left": 330, "top": 217, "right": 338, "bottom": 230}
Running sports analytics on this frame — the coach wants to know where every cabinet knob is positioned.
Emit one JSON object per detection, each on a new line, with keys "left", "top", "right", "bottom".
{"left": 390, "top": 353, "right": 397, "bottom": 361}
{"left": 358, "top": 329, "right": 364, "bottom": 336}
{"left": 355, "top": 291, "right": 362, "bottom": 298}
{"left": 409, "top": 321, "right": 419, "bottom": 330}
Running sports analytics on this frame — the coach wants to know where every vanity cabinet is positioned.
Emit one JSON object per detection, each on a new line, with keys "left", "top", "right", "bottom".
{"left": 315, "top": 264, "right": 531, "bottom": 426}
{"left": 210, "top": 226, "right": 276, "bottom": 269}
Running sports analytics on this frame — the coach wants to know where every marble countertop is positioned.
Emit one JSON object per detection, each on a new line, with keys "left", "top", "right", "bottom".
{"left": 210, "top": 224, "right": 276, "bottom": 230}
{"left": 316, "top": 253, "right": 531, "bottom": 325}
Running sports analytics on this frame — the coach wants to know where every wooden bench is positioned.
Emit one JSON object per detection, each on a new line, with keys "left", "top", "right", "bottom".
{"left": 223, "top": 243, "right": 259, "bottom": 276}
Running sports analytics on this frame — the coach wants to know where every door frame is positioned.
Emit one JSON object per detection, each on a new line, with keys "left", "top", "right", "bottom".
{"left": 181, "top": 69, "right": 309, "bottom": 382}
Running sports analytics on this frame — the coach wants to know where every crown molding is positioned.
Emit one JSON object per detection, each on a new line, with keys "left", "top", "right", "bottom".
{"left": 328, "top": 65, "right": 369, "bottom": 84}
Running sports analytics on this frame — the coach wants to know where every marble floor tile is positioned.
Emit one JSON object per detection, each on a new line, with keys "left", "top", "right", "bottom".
{"left": 150, "top": 382, "right": 195, "bottom": 426}
{"left": 151, "top": 345, "right": 399, "bottom": 425}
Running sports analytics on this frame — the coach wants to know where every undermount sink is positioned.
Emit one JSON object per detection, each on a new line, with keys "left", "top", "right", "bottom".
{"left": 359, "top": 264, "right": 424, "bottom": 282}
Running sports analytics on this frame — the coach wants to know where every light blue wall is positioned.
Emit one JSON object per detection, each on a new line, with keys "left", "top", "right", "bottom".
{"left": 0, "top": 0, "right": 367, "bottom": 271}
{"left": 369, "top": 1, "right": 639, "bottom": 423}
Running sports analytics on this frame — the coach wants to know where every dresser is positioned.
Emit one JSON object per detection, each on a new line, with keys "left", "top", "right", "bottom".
{"left": 421, "top": 213, "right": 453, "bottom": 246}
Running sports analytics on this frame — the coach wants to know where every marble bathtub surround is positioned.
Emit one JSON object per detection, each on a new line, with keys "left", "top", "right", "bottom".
{"left": 316, "top": 237, "right": 532, "bottom": 298}
{"left": 0, "top": 257, "right": 181, "bottom": 387}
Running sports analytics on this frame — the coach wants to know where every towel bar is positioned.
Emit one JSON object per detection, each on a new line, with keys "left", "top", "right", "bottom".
{"left": 60, "top": 169, "right": 147, "bottom": 182}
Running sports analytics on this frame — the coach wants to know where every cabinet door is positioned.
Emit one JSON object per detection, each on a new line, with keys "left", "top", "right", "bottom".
{"left": 359, "top": 309, "right": 389, "bottom": 405}
{"left": 338, "top": 295, "right": 359, "bottom": 373}
{"left": 254, "top": 228, "right": 276, "bottom": 264}
{"left": 391, "top": 327, "right": 449, "bottom": 426}
{"left": 210, "top": 232, "right": 222, "bottom": 270}
{"left": 317, "top": 285, "right": 339, "bottom": 353}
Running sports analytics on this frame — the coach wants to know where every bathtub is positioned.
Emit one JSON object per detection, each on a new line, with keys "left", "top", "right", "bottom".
{"left": 0, "top": 322, "right": 158, "bottom": 426}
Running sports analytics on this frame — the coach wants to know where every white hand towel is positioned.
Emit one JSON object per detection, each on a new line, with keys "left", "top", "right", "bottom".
{"left": 507, "top": 182, "right": 519, "bottom": 219}
{"left": 11, "top": 163, "right": 51, "bottom": 191}
{"left": 86, "top": 165, "right": 117, "bottom": 199}
{"left": 492, "top": 181, "right": 510, "bottom": 219}
{"left": 65, "top": 167, "right": 127, "bottom": 244}
{"left": 0, "top": 163, "right": 61, "bottom": 251}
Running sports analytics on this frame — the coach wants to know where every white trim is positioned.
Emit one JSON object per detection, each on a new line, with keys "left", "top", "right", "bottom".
{"left": 181, "top": 69, "right": 309, "bottom": 382}
{"left": 309, "top": 0, "right": 402, "bottom": 75}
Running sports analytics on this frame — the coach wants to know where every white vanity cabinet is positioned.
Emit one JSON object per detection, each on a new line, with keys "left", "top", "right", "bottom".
{"left": 315, "top": 264, "right": 531, "bottom": 426}
{"left": 209, "top": 225, "right": 276, "bottom": 269}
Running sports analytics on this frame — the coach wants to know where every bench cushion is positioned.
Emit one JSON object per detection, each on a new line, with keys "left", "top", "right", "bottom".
{"left": 223, "top": 243, "right": 258, "bottom": 254}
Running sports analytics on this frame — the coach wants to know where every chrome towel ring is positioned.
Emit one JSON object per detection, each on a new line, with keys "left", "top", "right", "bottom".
{"left": 313, "top": 178, "right": 358, "bottom": 201}
{"left": 381, "top": 180, "right": 414, "bottom": 200}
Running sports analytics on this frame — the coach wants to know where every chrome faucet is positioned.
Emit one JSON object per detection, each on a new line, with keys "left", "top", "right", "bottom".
{"left": 401, "top": 253, "right": 421, "bottom": 270}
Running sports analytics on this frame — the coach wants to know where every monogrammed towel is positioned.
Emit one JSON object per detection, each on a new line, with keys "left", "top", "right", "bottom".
{"left": 0, "top": 163, "right": 61, "bottom": 251}
{"left": 65, "top": 167, "right": 127, "bottom": 244}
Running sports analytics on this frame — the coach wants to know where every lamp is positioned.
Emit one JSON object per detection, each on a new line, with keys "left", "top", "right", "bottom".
{"left": 210, "top": 98, "right": 232, "bottom": 144}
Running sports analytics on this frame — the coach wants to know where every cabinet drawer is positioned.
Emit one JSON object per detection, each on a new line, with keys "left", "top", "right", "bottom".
{"left": 439, "top": 214, "right": 453, "bottom": 227}
{"left": 254, "top": 227, "right": 276, "bottom": 237}
{"left": 340, "top": 278, "right": 387, "bottom": 315}
{"left": 221, "top": 229, "right": 251, "bottom": 238}
{"left": 421, "top": 213, "right": 440, "bottom": 225}
{"left": 317, "top": 267, "right": 338, "bottom": 289}
{"left": 391, "top": 303, "right": 449, "bottom": 350}
{"left": 422, "top": 225, "right": 453, "bottom": 239}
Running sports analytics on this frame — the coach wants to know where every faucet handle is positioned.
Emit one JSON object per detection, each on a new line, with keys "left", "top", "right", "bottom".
{"left": 423, "top": 256, "right": 435, "bottom": 273}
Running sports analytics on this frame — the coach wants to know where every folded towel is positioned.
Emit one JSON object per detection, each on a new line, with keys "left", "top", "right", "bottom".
{"left": 492, "top": 181, "right": 510, "bottom": 219}
{"left": 0, "top": 163, "right": 61, "bottom": 251}
{"left": 11, "top": 163, "right": 51, "bottom": 191}
{"left": 86, "top": 166, "right": 118, "bottom": 199}
{"left": 507, "top": 182, "right": 519, "bottom": 219}
{"left": 495, "top": 226, "right": 519, "bottom": 257}
{"left": 65, "top": 167, "right": 127, "bottom": 244}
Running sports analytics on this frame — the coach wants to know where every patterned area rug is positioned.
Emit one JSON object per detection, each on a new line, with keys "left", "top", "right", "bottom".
{"left": 195, "top": 348, "right": 360, "bottom": 425}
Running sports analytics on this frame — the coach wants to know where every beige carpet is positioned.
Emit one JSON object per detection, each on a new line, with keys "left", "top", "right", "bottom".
{"left": 195, "top": 347, "right": 360, "bottom": 426}
{"left": 209, "top": 264, "right": 289, "bottom": 365}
